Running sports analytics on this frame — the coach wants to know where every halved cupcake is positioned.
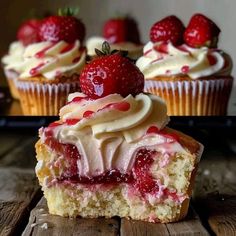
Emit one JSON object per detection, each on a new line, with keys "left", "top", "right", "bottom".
{"left": 35, "top": 45, "right": 203, "bottom": 223}
{"left": 136, "top": 14, "right": 233, "bottom": 115}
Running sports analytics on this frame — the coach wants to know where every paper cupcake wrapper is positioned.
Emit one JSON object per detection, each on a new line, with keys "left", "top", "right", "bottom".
{"left": 4, "top": 69, "right": 20, "bottom": 99}
{"left": 17, "top": 80, "right": 80, "bottom": 116}
{"left": 145, "top": 77, "right": 233, "bottom": 115}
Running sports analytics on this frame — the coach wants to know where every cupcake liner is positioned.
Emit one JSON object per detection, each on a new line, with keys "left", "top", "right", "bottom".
{"left": 17, "top": 80, "right": 80, "bottom": 115}
{"left": 4, "top": 69, "right": 20, "bottom": 99}
{"left": 145, "top": 77, "right": 233, "bottom": 115}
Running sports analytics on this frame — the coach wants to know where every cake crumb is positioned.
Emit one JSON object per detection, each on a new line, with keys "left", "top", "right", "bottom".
{"left": 203, "top": 169, "right": 210, "bottom": 176}
{"left": 40, "top": 214, "right": 48, "bottom": 217}
{"left": 41, "top": 223, "right": 48, "bottom": 230}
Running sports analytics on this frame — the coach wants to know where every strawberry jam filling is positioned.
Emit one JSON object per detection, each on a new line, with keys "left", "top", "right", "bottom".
{"left": 43, "top": 125, "right": 181, "bottom": 201}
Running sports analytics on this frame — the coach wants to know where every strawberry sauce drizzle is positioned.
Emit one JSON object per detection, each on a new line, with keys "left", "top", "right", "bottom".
{"left": 30, "top": 63, "right": 45, "bottom": 76}
{"left": 60, "top": 43, "right": 75, "bottom": 54}
{"left": 99, "top": 102, "right": 130, "bottom": 112}
{"left": 83, "top": 110, "right": 95, "bottom": 118}
{"left": 181, "top": 65, "right": 190, "bottom": 73}
{"left": 72, "top": 57, "right": 81, "bottom": 63}
{"left": 65, "top": 119, "right": 80, "bottom": 125}
{"left": 35, "top": 44, "right": 56, "bottom": 58}
{"left": 154, "top": 42, "right": 168, "bottom": 54}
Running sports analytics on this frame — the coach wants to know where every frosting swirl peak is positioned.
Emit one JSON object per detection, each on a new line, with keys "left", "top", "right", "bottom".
{"left": 7, "top": 40, "right": 86, "bottom": 80}
{"left": 136, "top": 41, "right": 230, "bottom": 79}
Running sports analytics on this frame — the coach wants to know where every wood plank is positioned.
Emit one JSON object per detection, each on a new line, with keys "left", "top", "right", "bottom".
{"left": 165, "top": 206, "right": 209, "bottom": 236}
{"left": 121, "top": 219, "right": 169, "bottom": 236}
{"left": 195, "top": 195, "right": 236, "bottom": 236}
{"left": 193, "top": 147, "right": 236, "bottom": 236}
{"left": 0, "top": 132, "right": 23, "bottom": 158}
{"left": 0, "top": 136, "right": 38, "bottom": 168}
{"left": 120, "top": 206, "right": 209, "bottom": 236}
{"left": 22, "top": 198, "right": 120, "bottom": 236}
{"left": 0, "top": 168, "right": 41, "bottom": 236}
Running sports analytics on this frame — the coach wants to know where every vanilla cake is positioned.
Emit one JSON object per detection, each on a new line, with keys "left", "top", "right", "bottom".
{"left": 35, "top": 92, "right": 203, "bottom": 223}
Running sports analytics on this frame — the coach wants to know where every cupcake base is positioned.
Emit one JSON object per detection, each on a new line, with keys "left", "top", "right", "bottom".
{"left": 17, "top": 75, "right": 81, "bottom": 116}
{"left": 145, "top": 76, "right": 233, "bottom": 116}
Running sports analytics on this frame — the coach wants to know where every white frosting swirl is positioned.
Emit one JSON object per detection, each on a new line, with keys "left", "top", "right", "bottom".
{"left": 2, "top": 41, "right": 25, "bottom": 71}
{"left": 43, "top": 92, "right": 190, "bottom": 177}
{"left": 136, "top": 41, "right": 231, "bottom": 79}
{"left": 86, "top": 36, "right": 143, "bottom": 60}
{"left": 7, "top": 40, "right": 86, "bottom": 80}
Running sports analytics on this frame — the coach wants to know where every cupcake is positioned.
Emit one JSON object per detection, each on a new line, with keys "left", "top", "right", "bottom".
{"left": 35, "top": 45, "right": 203, "bottom": 223}
{"left": 136, "top": 14, "right": 233, "bottom": 115}
{"left": 86, "top": 16, "right": 143, "bottom": 61}
{"left": 16, "top": 9, "right": 86, "bottom": 115}
{"left": 1, "top": 19, "right": 41, "bottom": 99}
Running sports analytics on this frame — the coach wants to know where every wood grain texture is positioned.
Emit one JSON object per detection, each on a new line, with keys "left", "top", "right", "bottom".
{"left": 0, "top": 168, "right": 41, "bottom": 236}
{"left": 165, "top": 207, "right": 209, "bottom": 236}
{"left": 22, "top": 198, "right": 120, "bottom": 236}
{"left": 120, "top": 219, "right": 169, "bottom": 236}
{"left": 0, "top": 132, "right": 23, "bottom": 158}
{"left": 120, "top": 206, "right": 209, "bottom": 236}
{"left": 193, "top": 147, "right": 236, "bottom": 236}
{"left": 0, "top": 136, "right": 38, "bottom": 168}
{"left": 207, "top": 195, "right": 236, "bottom": 236}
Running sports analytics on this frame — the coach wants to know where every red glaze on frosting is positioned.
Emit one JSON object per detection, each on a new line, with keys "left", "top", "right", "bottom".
{"left": 207, "top": 54, "right": 217, "bottom": 65}
{"left": 154, "top": 42, "right": 168, "bottom": 54}
{"left": 72, "top": 56, "right": 81, "bottom": 63}
{"left": 30, "top": 62, "right": 45, "bottom": 76}
{"left": 60, "top": 43, "right": 75, "bottom": 54}
{"left": 35, "top": 44, "right": 56, "bottom": 58}
{"left": 99, "top": 102, "right": 131, "bottom": 112}
{"left": 146, "top": 126, "right": 159, "bottom": 134}
{"left": 181, "top": 65, "right": 190, "bottom": 73}
{"left": 65, "top": 119, "right": 81, "bottom": 125}
{"left": 83, "top": 110, "right": 95, "bottom": 118}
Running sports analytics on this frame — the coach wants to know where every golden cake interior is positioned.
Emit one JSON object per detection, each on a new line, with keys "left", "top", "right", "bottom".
{"left": 35, "top": 127, "right": 202, "bottom": 223}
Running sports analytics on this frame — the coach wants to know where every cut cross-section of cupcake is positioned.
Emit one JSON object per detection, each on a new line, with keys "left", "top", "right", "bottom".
{"left": 35, "top": 47, "right": 203, "bottom": 223}
{"left": 35, "top": 92, "right": 203, "bottom": 223}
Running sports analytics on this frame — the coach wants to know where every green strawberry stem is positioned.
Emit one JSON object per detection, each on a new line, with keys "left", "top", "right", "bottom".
{"left": 95, "top": 41, "right": 129, "bottom": 58}
{"left": 58, "top": 7, "right": 79, "bottom": 17}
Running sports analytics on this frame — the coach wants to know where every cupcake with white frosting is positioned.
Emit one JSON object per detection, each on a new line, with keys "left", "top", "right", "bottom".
{"left": 16, "top": 9, "right": 86, "bottom": 115}
{"left": 136, "top": 14, "right": 233, "bottom": 115}
{"left": 1, "top": 19, "right": 41, "bottom": 99}
{"left": 86, "top": 16, "right": 143, "bottom": 61}
{"left": 1, "top": 41, "right": 25, "bottom": 99}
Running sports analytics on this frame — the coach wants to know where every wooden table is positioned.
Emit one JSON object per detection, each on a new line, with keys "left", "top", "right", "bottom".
{"left": 0, "top": 130, "right": 235, "bottom": 236}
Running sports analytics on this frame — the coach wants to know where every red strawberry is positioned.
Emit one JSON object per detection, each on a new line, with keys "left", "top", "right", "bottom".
{"left": 80, "top": 42, "right": 144, "bottom": 98}
{"left": 103, "top": 17, "right": 141, "bottom": 44}
{"left": 184, "top": 13, "right": 221, "bottom": 48}
{"left": 17, "top": 19, "right": 42, "bottom": 46}
{"left": 150, "top": 15, "right": 185, "bottom": 45}
{"left": 39, "top": 10, "right": 85, "bottom": 43}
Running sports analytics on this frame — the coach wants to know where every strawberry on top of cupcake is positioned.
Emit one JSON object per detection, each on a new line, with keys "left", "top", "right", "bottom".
{"left": 86, "top": 16, "right": 143, "bottom": 60}
{"left": 15, "top": 8, "right": 87, "bottom": 115}
{"left": 136, "top": 14, "right": 233, "bottom": 115}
